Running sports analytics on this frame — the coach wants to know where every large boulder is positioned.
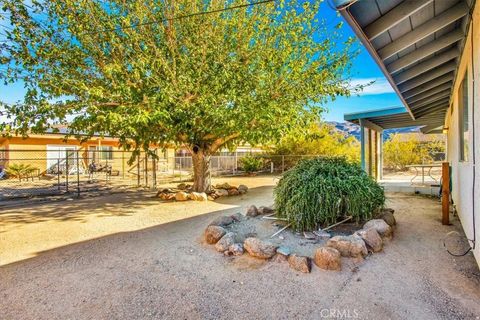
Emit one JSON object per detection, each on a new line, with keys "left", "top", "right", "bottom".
{"left": 238, "top": 185, "right": 248, "bottom": 194}
{"left": 243, "top": 237, "right": 277, "bottom": 259}
{"left": 245, "top": 205, "right": 259, "bottom": 217}
{"left": 313, "top": 247, "right": 341, "bottom": 271}
{"left": 175, "top": 191, "right": 189, "bottom": 201}
{"left": 215, "top": 232, "right": 236, "bottom": 252}
{"left": 354, "top": 228, "right": 383, "bottom": 253}
{"left": 327, "top": 235, "right": 368, "bottom": 258}
{"left": 209, "top": 215, "right": 234, "bottom": 227}
{"left": 364, "top": 219, "right": 393, "bottom": 239}
{"left": 204, "top": 226, "right": 226, "bottom": 244}
{"left": 216, "top": 182, "right": 233, "bottom": 190}
{"left": 288, "top": 254, "right": 311, "bottom": 273}
{"left": 190, "top": 192, "right": 208, "bottom": 201}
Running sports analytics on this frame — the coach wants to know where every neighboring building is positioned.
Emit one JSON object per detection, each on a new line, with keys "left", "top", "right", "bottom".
{"left": 0, "top": 130, "right": 175, "bottom": 176}
{"left": 338, "top": 0, "right": 480, "bottom": 266}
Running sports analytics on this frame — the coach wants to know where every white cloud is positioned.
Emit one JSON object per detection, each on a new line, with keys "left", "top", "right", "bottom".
{"left": 348, "top": 77, "right": 395, "bottom": 95}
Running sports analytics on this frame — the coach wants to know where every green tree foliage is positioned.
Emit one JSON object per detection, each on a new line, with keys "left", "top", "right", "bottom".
{"left": 383, "top": 133, "right": 445, "bottom": 171}
{"left": 0, "top": 0, "right": 360, "bottom": 191}
{"left": 269, "top": 123, "right": 360, "bottom": 168}
{"left": 274, "top": 157, "right": 385, "bottom": 231}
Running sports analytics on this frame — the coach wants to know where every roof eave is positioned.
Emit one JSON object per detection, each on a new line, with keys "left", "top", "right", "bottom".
{"left": 339, "top": 8, "right": 416, "bottom": 120}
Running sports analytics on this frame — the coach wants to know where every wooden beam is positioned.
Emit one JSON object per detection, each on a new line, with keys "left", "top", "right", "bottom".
{"left": 364, "top": 0, "right": 434, "bottom": 41}
{"left": 378, "top": 2, "right": 468, "bottom": 60}
{"left": 415, "top": 104, "right": 448, "bottom": 118}
{"left": 399, "top": 61, "right": 457, "bottom": 92}
{"left": 406, "top": 82, "right": 452, "bottom": 104}
{"left": 361, "top": 119, "right": 384, "bottom": 132}
{"left": 442, "top": 162, "right": 450, "bottom": 225}
{"left": 402, "top": 73, "right": 453, "bottom": 99}
{"left": 393, "top": 48, "right": 459, "bottom": 84}
{"left": 411, "top": 98, "right": 450, "bottom": 114}
{"left": 409, "top": 91, "right": 451, "bottom": 109}
{"left": 386, "top": 29, "right": 464, "bottom": 74}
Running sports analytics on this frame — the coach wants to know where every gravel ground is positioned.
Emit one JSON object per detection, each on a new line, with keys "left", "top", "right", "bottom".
{"left": 1, "top": 176, "right": 479, "bottom": 320}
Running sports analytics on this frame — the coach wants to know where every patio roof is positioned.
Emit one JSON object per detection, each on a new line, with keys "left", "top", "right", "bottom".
{"left": 337, "top": 0, "right": 474, "bottom": 124}
{"left": 344, "top": 106, "right": 444, "bottom": 133}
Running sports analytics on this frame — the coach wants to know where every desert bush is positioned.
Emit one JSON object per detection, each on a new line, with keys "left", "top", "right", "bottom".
{"left": 6, "top": 163, "right": 37, "bottom": 181}
{"left": 384, "top": 133, "right": 445, "bottom": 171}
{"left": 239, "top": 154, "right": 264, "bottom": 173}
{"left": 274, "top": 157, "right": 385, "bottom": 231}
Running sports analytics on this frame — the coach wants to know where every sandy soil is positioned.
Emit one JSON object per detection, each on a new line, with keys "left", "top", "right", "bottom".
{"left": 1, "top": 176, "right": 480, "bottom": 320}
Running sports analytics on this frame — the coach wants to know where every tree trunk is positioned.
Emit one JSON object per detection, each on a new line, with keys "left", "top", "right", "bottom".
{"left": 191, "top": 148, "right": 211, "bottom": 192}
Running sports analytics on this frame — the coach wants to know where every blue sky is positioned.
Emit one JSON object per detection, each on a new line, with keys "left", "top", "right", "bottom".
{"left": 0, "top": 1, "right": 403, "bottom": 123}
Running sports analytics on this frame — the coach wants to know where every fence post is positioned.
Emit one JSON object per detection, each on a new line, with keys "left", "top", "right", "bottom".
{"left": 442, "top": 162, "right": 450, "bottom": 225}
{"left": 57, "top": 158, "right": 61, "bottom": 191}
{"left": 282, "top": 155, "right": 285, "bottom": 173}
{"left": 137, "top": 157, "right": 140, "bottom": 187}
{"left": 76, "top": 150, "right": 80, "bottom": 197}
{"left": 122, "top": 150, "right": 125, "bottom": 179}
{"left": 145, "top": 155, "right": 148, "bottom": 186}
{"left": 65, "top": 152, "right": 69, "bottom": 193}
{"left": 153, "top": 151, "right": 157, "bottom": 189}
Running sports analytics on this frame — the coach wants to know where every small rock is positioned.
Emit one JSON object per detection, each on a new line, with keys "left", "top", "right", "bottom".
{"left": 313, "top": 247, "right": 341, "bottom": 271}
{"left": 227, "top": 243, "right": 244, "bottom": 256}
{"left": 175, "top": 191, "right": 189, "bottom": 201}
{"left": 204, "top": 225, "right": 226, "bottom": 244}
{"left": 215, "top": 183, "right": 232, "bottom": 190}
{"left": 177, "top": 183, "right": 188, "bottom": 190}
{"left": 228, "top": 189, "right": 240, "bottom": 196}
{"left": 313, "top": 229, "right": 331, "bottom": 239}
{"left": 364, "top": 219, "right": 393, "bottom": 239}
{"left": 207, "top": 196, "right": 215, "bottom": 201}
{"left": 379, "top": 211, "right": 396, "bottom": 227}
{"left": 230, "top": 212, "right": 244, "bottom": 222}
{"left": 288, "top": 254, "right": 311, "bottom": 273}
{"left": 215, "top": 232, "right": 236, "bottom": 252}
{"left": 272, "top": 253, "right": 288, "bottom": 263}
{"left": 327, "top": 235, "right": 368, "bottom": 258}
{"left": 216, "top": 189, "right": 229, "bottom": 197}
{"left": 258, "top": 206, "right": 275, "bottom": 215}
{"left": 382, "top": 208, "right": 395, "bottom": 214}
{"left": 303, "top": 232, "right": 316, "bottom": 240}
{"left": 190, "top": 192, "right": 208, "bottom": 201}
{"left": 245, "top": 205, "right": 259, "bottom": 217}
{"left": 354, "top": 228, "right": 383, "bottom": 252}
{"left": 238, "top": 184, "right": 248, "bottom": 193}
{"left": 243, "top": 237, "right": 277, "bottom": 259}
{"left": 159, "top": 193, "right": 175, "bottom": 201}
{"left": 278, "top": 235, "right": 285, "bottom": 240}
{"left": 276, "top": 246, "right": 291, "bottom": 256}
{"left": 209, "top": 216, "right": 234, "bottom": 227}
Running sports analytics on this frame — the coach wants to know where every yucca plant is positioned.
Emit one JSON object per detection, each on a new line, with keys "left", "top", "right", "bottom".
{"left": 274, "top": 157, "right": 385, "bottom": 231}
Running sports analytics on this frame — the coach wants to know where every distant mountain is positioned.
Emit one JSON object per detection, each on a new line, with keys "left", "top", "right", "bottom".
{"left": 328, "top": 121, "right": 420, "bottom": 140}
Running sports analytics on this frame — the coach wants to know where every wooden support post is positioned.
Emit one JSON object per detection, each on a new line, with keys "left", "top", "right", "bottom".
{"left": 442, "top": 162, "right": 450, "bottom": 225}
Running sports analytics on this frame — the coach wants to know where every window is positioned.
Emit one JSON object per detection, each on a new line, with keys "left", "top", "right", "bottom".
{"left": 458, "top": 71, "right": 469, "bottom": 162}
{"left": 99, "top": 146, "right": 113, "bottom": 160}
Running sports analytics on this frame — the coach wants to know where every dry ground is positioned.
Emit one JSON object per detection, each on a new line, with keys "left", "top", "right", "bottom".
{"left": 1, "top": 176, "right": 479, "bottom": 320}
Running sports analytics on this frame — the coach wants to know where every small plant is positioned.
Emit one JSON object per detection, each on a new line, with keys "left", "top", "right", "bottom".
{"left": 274, "top": 157, "right": 385, "bottom": 231}
{"left": 6, "top": 163, "right": 37, "bottom": 181}
{"left": 240, "top": 154, "right": 264, "bottom": 174}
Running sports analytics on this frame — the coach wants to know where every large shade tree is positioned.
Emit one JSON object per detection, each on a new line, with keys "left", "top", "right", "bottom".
{"left": 0, "top": 0, "right": 360, "bottom": 192}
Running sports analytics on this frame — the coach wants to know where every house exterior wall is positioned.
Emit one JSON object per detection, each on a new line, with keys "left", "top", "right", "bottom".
{"left": 445, "top": 2, "right": 480, "bottom": 266}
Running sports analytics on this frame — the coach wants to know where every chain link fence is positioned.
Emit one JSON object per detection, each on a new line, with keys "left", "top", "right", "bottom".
{"left": 0, "top": 149, "right": 319, "bottom": 201}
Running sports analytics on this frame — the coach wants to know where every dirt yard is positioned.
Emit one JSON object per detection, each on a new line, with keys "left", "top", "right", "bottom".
{"left": 1, "top": 176, "right": 479, "bottom": 319}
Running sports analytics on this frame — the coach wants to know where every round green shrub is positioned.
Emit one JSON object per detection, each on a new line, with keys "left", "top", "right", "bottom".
{"left": 274, "top": 157, "right": 385, "bottom": 231}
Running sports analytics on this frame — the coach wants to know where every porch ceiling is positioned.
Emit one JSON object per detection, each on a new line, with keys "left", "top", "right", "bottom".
{"left": 338, "top": 0, "right": 474, "bottom": 125}
{"left": 344, "top": 106, "right": 444, "bottom": 133}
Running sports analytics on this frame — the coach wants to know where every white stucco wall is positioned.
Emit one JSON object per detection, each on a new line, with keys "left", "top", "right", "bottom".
{"left": 445, "top": 2, "right": 480, "bottom": 266}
